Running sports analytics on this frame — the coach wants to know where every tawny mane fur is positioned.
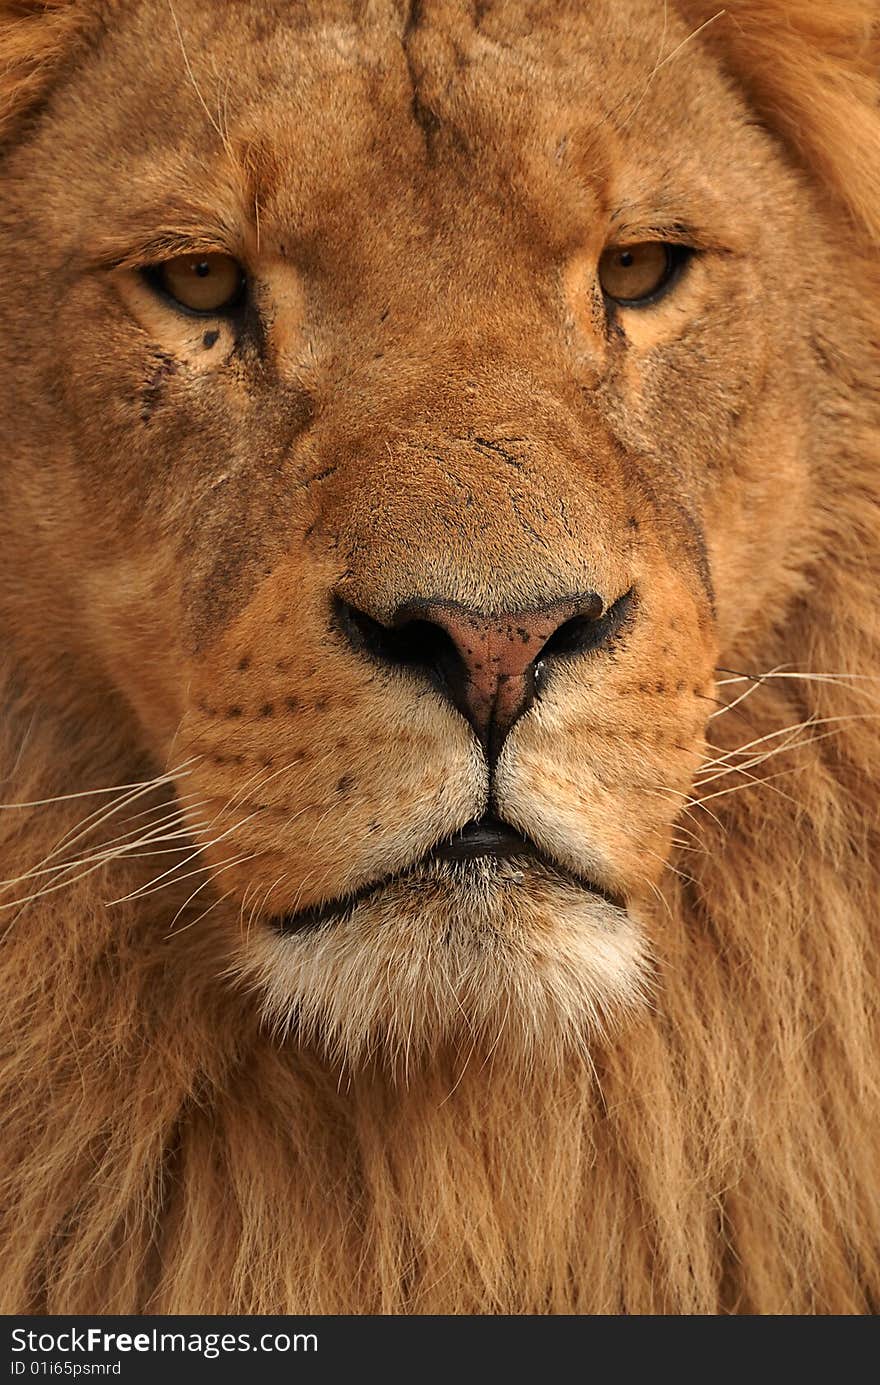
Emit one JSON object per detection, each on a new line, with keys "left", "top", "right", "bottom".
{"left": 1, "top": 0, "right": 878, "bottom": 1313}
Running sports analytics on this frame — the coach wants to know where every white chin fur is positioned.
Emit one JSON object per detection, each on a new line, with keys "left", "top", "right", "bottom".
{"left": 230, "top": 859, "right": 651, "bottom": 1073}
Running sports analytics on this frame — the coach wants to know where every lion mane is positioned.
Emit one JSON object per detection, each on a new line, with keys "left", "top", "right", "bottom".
{"left": 0, "top": 0, "right": 878, "bottom": 1314}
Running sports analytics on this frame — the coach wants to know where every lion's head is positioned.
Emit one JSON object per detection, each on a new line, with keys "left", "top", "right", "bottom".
{"left": 1, "top": 0, "right": 879, "bottom": 1313}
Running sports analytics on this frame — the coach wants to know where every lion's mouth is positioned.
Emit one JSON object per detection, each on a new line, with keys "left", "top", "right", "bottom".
{"left": 274, "top": 815, "right": 624, "bottom": 935}
{"left": 430, "top": 817, "right": 540, "bottom": 863}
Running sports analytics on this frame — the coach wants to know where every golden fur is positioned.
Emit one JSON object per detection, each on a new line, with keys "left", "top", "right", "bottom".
{"left": 0, "top": 0, "right": 878, "bottom": 1313}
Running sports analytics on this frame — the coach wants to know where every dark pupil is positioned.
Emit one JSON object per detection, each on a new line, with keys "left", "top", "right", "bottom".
{"left": 619, "top": 251, "right": 634, "bottom": 267}
{"left": 194, "top": 261, "right": 211, "bottom": 278}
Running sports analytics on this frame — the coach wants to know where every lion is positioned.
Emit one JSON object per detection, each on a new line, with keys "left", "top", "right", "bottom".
{"left": 0, "top": 0, "right": 878, "bottom": 1315}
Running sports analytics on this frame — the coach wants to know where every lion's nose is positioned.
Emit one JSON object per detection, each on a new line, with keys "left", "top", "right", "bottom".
{"left": 335, "top": 591, "right": 621, "bottom": 759}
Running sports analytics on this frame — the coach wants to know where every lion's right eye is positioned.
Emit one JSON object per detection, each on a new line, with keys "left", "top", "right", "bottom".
{"left": 145, "top": 253, "right": 246, "bottom": 315}
{"left": 597, "top": 241, "right": 690, "bottom": 307}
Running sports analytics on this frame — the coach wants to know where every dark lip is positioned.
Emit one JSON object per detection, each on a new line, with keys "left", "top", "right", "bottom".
{"left": 429, "top": 816, "right": 539, "bottom": 863}
{"left": 274, "top": 815, "right": 624, "bottom": 936}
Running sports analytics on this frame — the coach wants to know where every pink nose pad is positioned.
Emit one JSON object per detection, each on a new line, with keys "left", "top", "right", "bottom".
{"left": 422, "top": 599, "right": 602, "bottom": 747}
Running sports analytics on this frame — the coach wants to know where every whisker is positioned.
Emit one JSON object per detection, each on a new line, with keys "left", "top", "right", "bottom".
{"left": 12, "top": 763, "right": 200, "bottom": 887}
{"left": 0, "top": 804, "right": 210, "bottom": 893}
{"left": 697, "top": 712, "right": 878, "bottom": 777}
{"left": 166, "top": 0, "right": 230, "bottom": 149}
{"left": 166, "top": 864, "right": 225, "bottom": 934}
{"left": 105, "top": 841, "right": 263, "bottom": 906}
{"left": 694, "top": 764, "right": 810, "bottom": 807}
{"left": 643, "top": 875, "right": 675, "bottom": 926}
{"left": 696, "top": 761, "right": 803, "bottom": 807}
{"left": 617, "top": 4, "right": 726, "bottom": 132}
{"left": 0, "top": 712, "right": 36, "bottom": 787}
{"left": 0, "top": 758, "right": 198, "bottom": 812}
{"left": 165, "top": 887, "right": 235, "bottom": 940}
{"left": 251, "top": 872, "right": 288, "bottom": 941}
{"left": 107, "top": 795, "right": 281, "bottom": 906}
{"left": 107, "top": 849, "right": 264, "bottom": 907}
{"left": 706, "top": 666, "right": 789, "bottom": 720}
{"left": 280, "top": 868, "right": 319, "bottom": 926}
{"left": 715, "top": 667, "right": 880, "bottom": 699}
{"left": 643, "top": 847, "right": 694, "bottom": 885}
{"left": 642, "top": 783, "right": 726, "bottom": 831}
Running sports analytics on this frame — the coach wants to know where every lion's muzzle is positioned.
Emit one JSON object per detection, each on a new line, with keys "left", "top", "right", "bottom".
{"left": 334, "top": 588, "right": 634, "bottom": 762}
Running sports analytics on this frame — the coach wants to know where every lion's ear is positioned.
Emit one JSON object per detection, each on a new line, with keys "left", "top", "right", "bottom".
{"left": 677, "top": 0, "right": 880, "bottom": 244}
{"left": 0, "top": 1, "right": 90, "bottom": 143}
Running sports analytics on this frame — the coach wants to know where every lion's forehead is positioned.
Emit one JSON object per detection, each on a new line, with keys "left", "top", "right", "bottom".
{"left": 51, "top": 0, "right": 749, "bottom": 267}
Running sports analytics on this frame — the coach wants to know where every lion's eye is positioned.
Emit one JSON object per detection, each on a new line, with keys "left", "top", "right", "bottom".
{"left": 147, "top": 253, "right": 245, "bottom": 314}
{"left": 597, "top": 242, "right": 685, "bottom": 306}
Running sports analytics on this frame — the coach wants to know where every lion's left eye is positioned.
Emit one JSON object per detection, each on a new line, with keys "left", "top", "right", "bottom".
{"left": 598, "top": 242, "right": 688, "bottom": 307}
{"left": 145, "top": 253, "right": 245, "bottom": 314}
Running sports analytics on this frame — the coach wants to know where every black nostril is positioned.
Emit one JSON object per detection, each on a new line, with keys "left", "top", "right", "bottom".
{"left": 538, "top": 588, "right": 636, "bottom": 664}
{"left": 538, "top": 613, "right": 605, "bottom": 661}
{"left": 334, "top": 598, "right": 463, "bottom": 682}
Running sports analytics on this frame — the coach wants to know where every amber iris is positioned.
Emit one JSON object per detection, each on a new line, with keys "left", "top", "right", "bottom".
{"left": 598, "top": 242, "right": 679, "bottom": 305}
{"left": 153, "top": 253, "right": 244, "bottom": 313}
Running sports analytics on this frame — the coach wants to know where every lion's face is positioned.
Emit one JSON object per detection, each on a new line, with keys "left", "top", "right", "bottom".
{"left": 2, "top": 0, "right": 829, "bottom": 1064}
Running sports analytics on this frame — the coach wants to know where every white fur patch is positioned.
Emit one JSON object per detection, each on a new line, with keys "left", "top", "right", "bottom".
{"left": 231, "top": 859, "right": 650, "bottom": 1072}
